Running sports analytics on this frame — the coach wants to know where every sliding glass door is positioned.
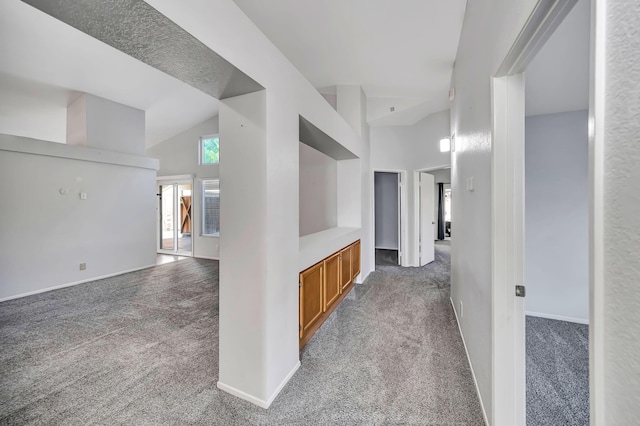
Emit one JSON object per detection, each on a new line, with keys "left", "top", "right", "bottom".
{"left": 158, "top": 180, "right": 192, "bottom": 256}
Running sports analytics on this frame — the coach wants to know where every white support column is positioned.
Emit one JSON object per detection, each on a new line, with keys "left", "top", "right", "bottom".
{"left": 217, "top": 89, "right": 300, "bottom": 408}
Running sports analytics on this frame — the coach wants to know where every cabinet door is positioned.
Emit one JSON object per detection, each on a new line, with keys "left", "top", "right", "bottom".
{"left": 299, "top": 262, "right": 323, "bottom": 339}
{"left": 324, "top": 252, "right": 341, "bottom": 311}
{"left": 340, "top": 247, "right": 352, "bottom": 291}
{"left": 351, "top": 240, "right": 361, "bottom": 280}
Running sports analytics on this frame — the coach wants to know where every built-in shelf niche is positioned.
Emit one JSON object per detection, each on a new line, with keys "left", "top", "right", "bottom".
{"left": 298, "top": 115, "right": 361, "bottom": 268}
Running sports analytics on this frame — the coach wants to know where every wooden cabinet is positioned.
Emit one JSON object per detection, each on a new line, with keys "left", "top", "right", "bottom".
{"left": 299, "top": 262, "right": 323, "bottom": 339}
{"left": 299, "top": 240, "right": 361, "bottom": 349}
{"left": 340, "top": 246, "right": 352, "bottom": 292}
{"left": 324, "top": 252, "right": 341, "bottom": 311}
{"left": 351, "top": 240, "right": 361, "bottom": 279}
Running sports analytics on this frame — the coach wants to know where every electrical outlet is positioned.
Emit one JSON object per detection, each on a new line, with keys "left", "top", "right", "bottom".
{"left": 460, "top": 301, "right": 464, "bottom": 318}
{"left": 79, "top": 263, "right": 86, "bottom": 271}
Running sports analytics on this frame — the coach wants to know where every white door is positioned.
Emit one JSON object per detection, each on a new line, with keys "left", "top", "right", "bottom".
{"left": 419, "top": 172, "right": 435, "bottom": 265}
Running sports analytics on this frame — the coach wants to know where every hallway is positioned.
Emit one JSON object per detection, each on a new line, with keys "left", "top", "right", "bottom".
{"left": 0, "top": 241, "right": 483, "bottom": 424}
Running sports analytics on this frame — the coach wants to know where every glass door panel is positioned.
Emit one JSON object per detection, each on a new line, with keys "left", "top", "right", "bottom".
{"left": 160, "top": 184, "right": 175, "bottom": 250}
{"left": 177, "top": 184, "right": 192, "bottom": 253}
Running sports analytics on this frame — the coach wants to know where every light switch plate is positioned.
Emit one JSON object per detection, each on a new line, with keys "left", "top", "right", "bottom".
{"left": 467, "top": 177, "right": 474, "bottom": 191}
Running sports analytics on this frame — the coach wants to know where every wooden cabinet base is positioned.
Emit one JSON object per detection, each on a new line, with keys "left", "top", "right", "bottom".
{"left": 300, "top": 279, "right": 355, "bottom": 350}
{"left": 299, "top": 240, "right": 360, "bottom": 350}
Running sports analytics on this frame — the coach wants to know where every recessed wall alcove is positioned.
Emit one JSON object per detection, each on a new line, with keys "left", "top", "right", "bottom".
{"left": 298, "top": 115, "right": 361, "bottom": 273}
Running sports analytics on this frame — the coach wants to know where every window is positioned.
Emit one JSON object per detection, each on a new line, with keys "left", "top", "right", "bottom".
{"left": 200, "top": 135, "right": 219, "bottom": 164}
{"left": 202, "top": 180, "right": 220, "bottom": 236}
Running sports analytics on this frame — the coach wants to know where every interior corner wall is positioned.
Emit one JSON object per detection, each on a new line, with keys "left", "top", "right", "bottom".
{"left": 449, "top": 0, "right": 539, "bottom": 422}
{"left": 298, "top": 142, "right": 337, "bottom": 236}
{"left": 525, "top": 110, "right": 588, "bottom": 322}
{"left": 370, "top": 109, "right": 451, "bottom": 266}
{"left": 0, "top": 136, "right": 157, "bottom": 301}
{"left": 146, "top": 116, "right": 220, "bottom": 259}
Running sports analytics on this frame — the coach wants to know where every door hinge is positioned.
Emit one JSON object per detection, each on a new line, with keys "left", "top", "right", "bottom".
{"left": 299, "top": 280, "right": 302, "bottom": 288}
{"left": 515, "top": 285, "right": 526, "bottom": 297}
{"left": 299, "top": 324, "right": 302, "bottom": 332}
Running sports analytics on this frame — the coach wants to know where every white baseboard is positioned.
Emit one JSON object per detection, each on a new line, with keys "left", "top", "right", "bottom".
{"left": 194, "top": 255, "right": 219, "bottom": 260}
{"left": 0, "top": 264, "right": 157, "bottom": 302}
{"left": 450, "top": 298, "right": 489, "bottom": 426}
{"left": 217, "top": 361, "right": 301, "bottom": 409}
{"left": 526, "top": 311, "right": 589, "bottom": 325}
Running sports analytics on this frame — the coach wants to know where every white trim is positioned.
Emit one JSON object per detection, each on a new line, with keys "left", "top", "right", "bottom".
{"left": 217, "top": 361, "right": 300, "bottom": 409}
{"left": 156, "top": 174, "right": 195, "bottom": 182}
{"left": 265, "top": 361, "right": 301, "bottom": 407}
{"left": 491, "top": 73, "right": 526, "bottom": 426}
{"left": 195, "top": 255, "right": 219, "bottom": 261}
{"left": 0, "top": 264, "right": 156, "bottom": 302}
{"left": 451, "top": 298, "right": 489, "bottom": 426}
{"left": 0, "top": 133, "right": 159, "bottom": 170}
{"left": 374, "top": 245, "right": 399, "bottom": 250}
{"left": 526, "top": 311, "right": 589, "bottom": 325}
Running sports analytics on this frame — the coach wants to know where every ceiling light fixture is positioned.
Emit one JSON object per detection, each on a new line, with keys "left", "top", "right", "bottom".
{"left": 440, "top": 137, "right": 451, "bottom": 152}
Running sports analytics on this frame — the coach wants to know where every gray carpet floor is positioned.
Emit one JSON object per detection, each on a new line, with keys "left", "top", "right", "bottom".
{"left": 526, "top": 316, "right": 589, "bottom": 426}
{"left": 1, "top": 242, "right": 484, "bottom": 425}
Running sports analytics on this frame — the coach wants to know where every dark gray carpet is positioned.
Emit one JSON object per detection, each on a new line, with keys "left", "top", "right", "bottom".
{"left": 526, "top": 316, "right": 589, "bottom": 426}
{"left": 1, "top": 243, "right": 484, "bottom": 425}
{"left": 375, "top": 248, "right": 399, "bottom": 267}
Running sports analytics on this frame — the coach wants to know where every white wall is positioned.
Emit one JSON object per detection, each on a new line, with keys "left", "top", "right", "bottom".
{"left": 299, "top": 142, "right": 337, "bottom": 236}
{"left": 68, "top": 94, "right": 146, "bottom": 156}
{"left": 597, "top": 0, "right": 640, "bottom": 422}
{"left": 374, "top": 172, "right": 399, "bottom": 249}
{"left": 146, "top": 116, "right": 220, "bottom": 259}
{"left": 147, "top": 0, "right": 369, "bottom": 406}
{"left": 0, "top": 134, "right": 158, "bottom": 301}
{"left": 449, "top": 0, "right": 539, "bottom": 422}
{"left": 371, "top": 109, "right": 451, "bottom": 265}
{"left": 525, "top": 110, "right": 588, "bottom": 323}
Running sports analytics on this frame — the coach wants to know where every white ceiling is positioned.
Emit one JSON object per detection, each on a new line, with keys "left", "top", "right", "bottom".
{"left": 0, "top": 1, "right": 219, "bottom": 147}
{"left": 232, "top": 0, "right": 467, "bottom": 126}
{"left": 525, "top": 0, "right": 590, "bottom": 116}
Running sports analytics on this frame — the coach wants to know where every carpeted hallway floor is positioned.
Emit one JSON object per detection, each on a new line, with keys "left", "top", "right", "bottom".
{"left": 0, "top": 241, "right": 484, "bottom": 425}
{"left": 526, "top": 316, "right": 589, "bottom": 425}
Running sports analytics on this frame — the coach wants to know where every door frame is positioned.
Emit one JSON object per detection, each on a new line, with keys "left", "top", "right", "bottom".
{"left": 413, "top": 165, "right": 450, "bottom": 267}
{"left": 157, "top": 174, "right": 194, "bottom": 256}
{"left": 372, "top": 169, "right": 408, "bottom": 266}
{"left": 490, "top": 0, "right": 600, "bottom": 424}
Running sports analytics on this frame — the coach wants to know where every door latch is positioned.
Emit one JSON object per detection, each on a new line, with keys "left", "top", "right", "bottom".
{"left": 515, "top": 285, "right": 526, "bottom": 297}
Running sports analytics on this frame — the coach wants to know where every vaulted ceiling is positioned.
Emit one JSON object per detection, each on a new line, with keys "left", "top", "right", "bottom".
{"left": 232, "top": 0, "right": 467, "bottom": 126}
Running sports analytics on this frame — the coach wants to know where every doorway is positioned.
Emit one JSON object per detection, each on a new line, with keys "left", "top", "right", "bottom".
{"left": 416, "top": 167, "right": 451, "bottom": 266}
{"left": 490, "top": 0, "right": 591, "bottom": 424}
{"left": 158, "top": 178, "right": 193, "bottom": 256}
{"left": 374, "top": 171, "right": 404, "bottom": 268}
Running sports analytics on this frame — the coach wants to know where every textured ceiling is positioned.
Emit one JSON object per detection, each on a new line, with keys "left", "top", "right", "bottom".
{"left": 232, "top": 0, "right": 467, "bottom": 126}
{"left": 23, "top": 0, "right": 263, "bottom": 100}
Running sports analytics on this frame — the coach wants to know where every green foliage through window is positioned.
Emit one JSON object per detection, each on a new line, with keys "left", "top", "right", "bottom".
{"left": 201, "top": 136, "right": 219, "bottom": 164}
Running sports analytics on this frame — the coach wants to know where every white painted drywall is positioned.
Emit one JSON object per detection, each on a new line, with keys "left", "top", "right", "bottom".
{"left": 299, "top": 142, "right": 337, "bottom": 236}
{"left": 67, "top": 94, "right": 146, "bottom": 156}
{"left": 525, "top": 110, "right": 588, "bottom": 323}
{"left": 0, "top": 134, "right": 158, "bottom": 301}
{"left": 146, "top": 116, "right": 220, "bottom": 259}
{"left": 370, "top": 109, "right": 451, "bottom": 265}
{"left": 374, "top": 172, "right": 399, "bottom": 249}
{"left": 597, "top": 0, "right": 640, "bottom": 422}
{"left": 148, "top": 0, "right": 368, "bottom": 407}
{"left": 449, "top": 0, "right": 539, "bottom": 422}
